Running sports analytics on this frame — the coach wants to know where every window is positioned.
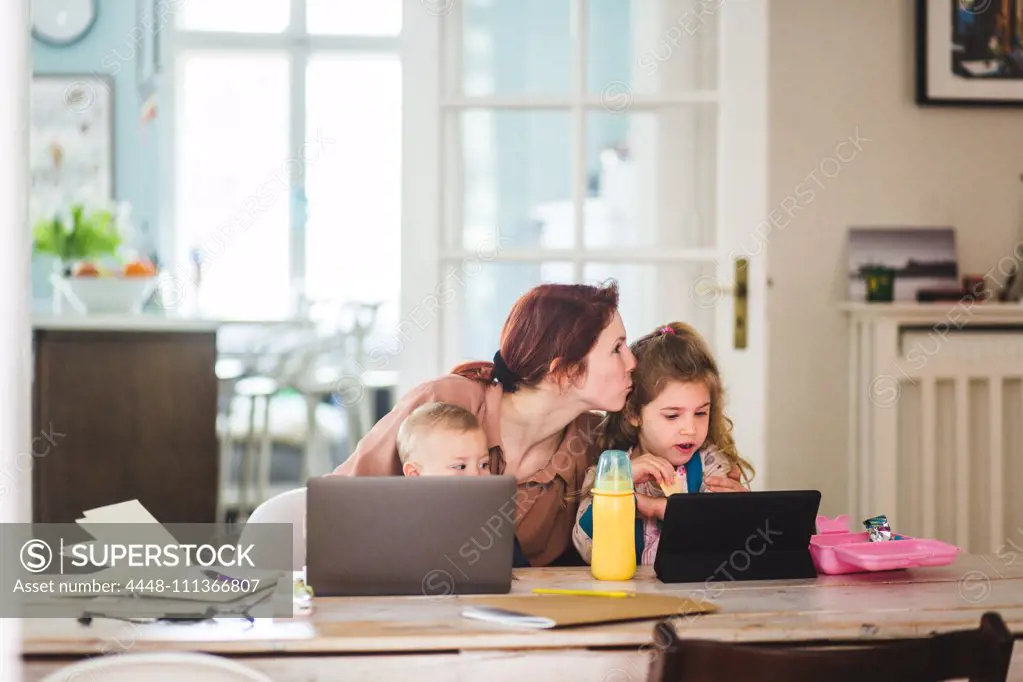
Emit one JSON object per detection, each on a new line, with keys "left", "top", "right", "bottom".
{"left": 175, "top": 52, "right": 291, "bottom": 319}
{"left": 307, "top": 0, "right": 402, "bottom": 35}
{"left": 304, "top": 55, "right": 401, "bottom": 307}
{"left": 170, "top": 1, "right": 402, "bottom": 319}
{"left": 176, "top": 0, "right": 291, "bottom": 33}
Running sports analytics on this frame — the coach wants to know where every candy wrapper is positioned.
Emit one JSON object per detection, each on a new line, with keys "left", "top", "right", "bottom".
{"left": 863, "top": 514, "right": 892, "bottom": 542}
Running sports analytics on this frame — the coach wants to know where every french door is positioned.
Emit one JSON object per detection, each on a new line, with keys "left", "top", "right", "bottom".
{"left": 401, "top": 0, "right": 769, "bottom": 481}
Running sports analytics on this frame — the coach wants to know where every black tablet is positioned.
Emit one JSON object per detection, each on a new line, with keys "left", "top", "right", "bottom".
{"left": 654, "top": 490, "right": 822, "bottom": 584}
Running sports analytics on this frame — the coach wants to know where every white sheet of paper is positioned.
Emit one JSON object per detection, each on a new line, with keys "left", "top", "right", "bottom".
{"left": 73, "top": 499, "right": 183, "bottom": 559}
{"left": 80, "top": 499, "right": 161, "bottom": 524}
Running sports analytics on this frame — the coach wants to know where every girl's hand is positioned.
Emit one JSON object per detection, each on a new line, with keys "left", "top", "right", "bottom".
{"left": 705, "top": 473, "right": 749, "bottom": 493}
{"left": 630, "top": 453, "right": 678, "bottom": 487}
{"left": 636, "top": 493, "right": 667, "bottom": 520}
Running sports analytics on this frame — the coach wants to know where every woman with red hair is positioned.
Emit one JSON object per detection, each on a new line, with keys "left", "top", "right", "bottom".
{"left": 331, "top": 281, "right": 636, "bottom": 567}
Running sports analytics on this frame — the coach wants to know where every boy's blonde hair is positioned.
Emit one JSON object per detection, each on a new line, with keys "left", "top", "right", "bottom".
{"left": 599, "top": 321, "right": 755, "bottom": 485}
{"left": 396, "top": 402, "right": 483, "bottom": 464}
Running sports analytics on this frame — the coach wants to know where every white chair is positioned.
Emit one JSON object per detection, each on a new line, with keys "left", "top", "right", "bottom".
{"left": 219, "top": 302, "right": 382, "bottom": 519}
{"left": 249, "top": 301, "right": 383, "bottom": 502}
{"left": 218, "top": 323, "right": 311, "bottom": 519}
{"left": 239, "top": 486, "right": 307, "bottom": 571}
{"left": 233, "top": 375, "right": 279, "bottom": 513}
{"left": 40, "top": 652, "right": 273, "bottom": 682}
{"left": 215, "top": 356, "right": 248, "bottom": 523}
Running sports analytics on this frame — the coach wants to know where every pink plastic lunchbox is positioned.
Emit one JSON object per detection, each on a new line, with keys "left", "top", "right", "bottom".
{"left": 809, "top": 515, "right": 961, "bottom": 575}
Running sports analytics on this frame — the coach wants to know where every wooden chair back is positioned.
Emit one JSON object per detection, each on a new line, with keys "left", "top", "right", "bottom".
{"left": 648, "top": 612, "right": 1014, "bottom": 682}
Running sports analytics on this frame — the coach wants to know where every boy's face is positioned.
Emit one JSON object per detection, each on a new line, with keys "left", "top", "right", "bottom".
{"left": 402, "top": 426, "right": 491, "bottom": 477}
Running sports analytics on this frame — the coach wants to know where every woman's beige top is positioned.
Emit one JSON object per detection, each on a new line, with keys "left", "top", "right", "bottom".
{"left": 331, "top": 375, "right": 603, "bottom": 567}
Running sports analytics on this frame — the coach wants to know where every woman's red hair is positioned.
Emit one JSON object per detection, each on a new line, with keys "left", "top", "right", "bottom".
{"left": 452, "top": 282, "right": 620, "bottom": 388}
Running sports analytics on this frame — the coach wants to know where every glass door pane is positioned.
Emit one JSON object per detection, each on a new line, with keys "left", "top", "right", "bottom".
{"left": 585, "top": 106, "right": 716, "bottom": 249}
{"left": 443, "top": 261, "right": 574, "bottom": 370}
{"left": 458, "top": 0, "right": 572, "bottom": 96}
{"left": 176, "top": 52, "right": 291, "bottom": 318}
{"left": 305, "top": 54, "right": 402, "bottom": 325}
{"left": 583, "top": 262, "right": 717, "bottom": 348}
{"left": 587, "top": 0, "right": 719, "bottom": 94}
{"left": 448, "top": 110, "right": 573, "bottom": 250}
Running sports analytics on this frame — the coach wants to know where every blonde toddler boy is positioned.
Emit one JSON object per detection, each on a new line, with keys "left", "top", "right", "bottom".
{"left": 396, "top": 402, "right": 491, "bottom": 477}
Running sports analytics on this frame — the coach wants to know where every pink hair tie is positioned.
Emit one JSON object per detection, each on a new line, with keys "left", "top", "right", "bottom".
{"left": 659, "top": 325, "right": 674, "bottom": 336}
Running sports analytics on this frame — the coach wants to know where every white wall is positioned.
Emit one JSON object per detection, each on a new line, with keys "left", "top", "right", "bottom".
{"left": 768, "top": 0, "right": 1023, "bottom": 516}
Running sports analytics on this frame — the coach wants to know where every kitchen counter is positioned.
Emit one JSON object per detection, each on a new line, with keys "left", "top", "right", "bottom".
{"left": 32, "top": 313, "right": 221, "bottom": 332}
{"left": 31, "top": 313, "right": 310, "bottom": 332}
{"left": 31, "top": 323, "right": 220, "bottom": 523}
{"left": 28, "top": 310, "right": 391, "bottom": 524}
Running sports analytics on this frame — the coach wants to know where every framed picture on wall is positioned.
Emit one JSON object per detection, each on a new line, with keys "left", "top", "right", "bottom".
{"left": 30, "top": 74, "right": 115, "bottom": 222}
{"left": 916, "top": 0, "right": 1023, "bottom": 106}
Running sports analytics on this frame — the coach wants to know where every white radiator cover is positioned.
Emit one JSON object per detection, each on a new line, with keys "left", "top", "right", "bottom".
{"left": 845, "top": 304, "right": 1023, "bottom": 555}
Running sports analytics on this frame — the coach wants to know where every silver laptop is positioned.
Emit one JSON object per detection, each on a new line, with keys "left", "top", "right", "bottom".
{"left": 306, "top": 475, "right": 517, "bottom": 597}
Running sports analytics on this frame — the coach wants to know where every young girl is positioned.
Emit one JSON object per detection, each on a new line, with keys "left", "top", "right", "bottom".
{"left": 573, "top": 321, "right": 755, "bottom": 566}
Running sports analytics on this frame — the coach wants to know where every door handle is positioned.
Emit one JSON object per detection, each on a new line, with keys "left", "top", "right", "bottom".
{"left": 734, "top": 258, "right": 748, "bottom": 350}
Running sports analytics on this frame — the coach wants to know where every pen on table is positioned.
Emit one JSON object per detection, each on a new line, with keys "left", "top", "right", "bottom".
{"left": 532, "top": 588, "right": 635, "bottom": 598}
{"left": 202, "top": 569, "right": 236, "bottom": 583}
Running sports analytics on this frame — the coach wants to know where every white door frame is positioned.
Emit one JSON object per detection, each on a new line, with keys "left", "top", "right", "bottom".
{"left": 714, "top": 0, "right": 769, "bottom": 486}
{"left": 400, "top": 0, "right": 768, "bottom": 484}
{"left": 398, "top": 2, "right": 443, "bottom": 395}
{"left": 2, "top": 1, "right": 30, "bottom": 679}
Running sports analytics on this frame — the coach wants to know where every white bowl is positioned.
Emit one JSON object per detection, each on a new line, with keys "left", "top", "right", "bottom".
{"left": 54, "top": 275, "right": 158, "bottom": 314}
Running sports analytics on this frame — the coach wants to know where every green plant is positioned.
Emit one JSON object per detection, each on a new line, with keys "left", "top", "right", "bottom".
{"left": 32, "top": 204, "right": 122, "bottom": 263}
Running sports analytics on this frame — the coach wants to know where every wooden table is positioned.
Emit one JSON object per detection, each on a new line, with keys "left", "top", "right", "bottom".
{"left": 21, "top": 554, "right": 1023, "bottom": 681}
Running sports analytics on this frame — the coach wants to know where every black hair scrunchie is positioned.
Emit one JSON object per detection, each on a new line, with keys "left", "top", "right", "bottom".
{"left": 492, "top": 351, "right": 520, "bottom": 393}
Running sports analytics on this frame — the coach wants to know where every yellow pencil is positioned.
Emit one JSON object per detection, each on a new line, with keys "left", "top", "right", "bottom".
{"left": 532, "top": 588, "right": 635, "bottom": 598}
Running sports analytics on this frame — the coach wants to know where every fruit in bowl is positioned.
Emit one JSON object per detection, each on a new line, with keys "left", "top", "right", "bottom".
{"left": 122, "top": 260, "right": 158, "bottom": 277}
{"left": 33, "top": 203, "right": 162, "bottom": 314}
{"left": 58, "top": 259, "right": 159, "bottom": 314}
{"left": 71, "top": 261, "right": 101, "bottom": 277}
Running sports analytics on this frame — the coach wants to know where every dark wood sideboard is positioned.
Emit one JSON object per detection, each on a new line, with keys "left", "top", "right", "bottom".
{"left": 31, "top": 329, "right": 219, "bottom": 523}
